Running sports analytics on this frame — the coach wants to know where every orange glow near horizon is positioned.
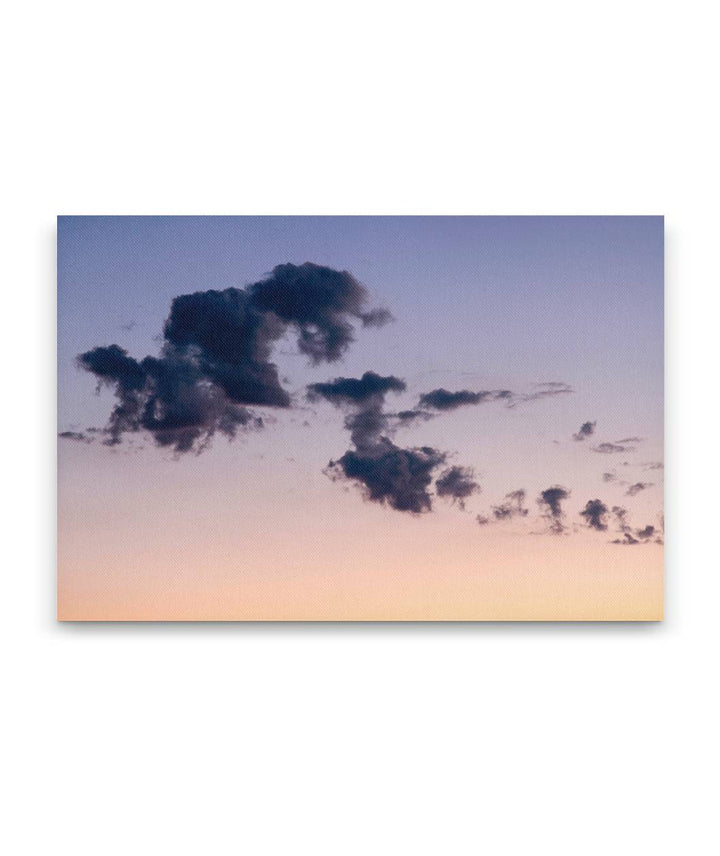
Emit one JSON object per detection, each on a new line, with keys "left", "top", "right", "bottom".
{"left": 58, "top": 443, "right": 663, "bottom": 621}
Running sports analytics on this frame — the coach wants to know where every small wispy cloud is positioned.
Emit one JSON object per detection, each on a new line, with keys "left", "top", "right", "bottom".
{"left": 417, "top": 388, "right": 512, "bottom": 411}
{"left": 492, "top": 489, "right": 529, "bottom": 521}
{"left": 625, "top": 482, "right": 653, "bottom": 497}
{"left": 417, "top": 381, "right": 573, "bottom": 412}
{"left": 592, "top": 442, "right": 636, "bottom": 454}
{"left": 393, "top": 409, "right": 435, "bottom": 426}
{"left": 510, "top": 382, "right": 574, "bottom": 407}
{"left": 572, "top": 421, "right": 596, "bottom": 441}
{"left": 58, "top": 431, "right": 93, "bottom": 443}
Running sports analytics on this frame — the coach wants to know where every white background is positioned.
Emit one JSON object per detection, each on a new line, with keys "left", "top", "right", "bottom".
{"left": 2, "top": 1, "right": 718, "bottom": 853}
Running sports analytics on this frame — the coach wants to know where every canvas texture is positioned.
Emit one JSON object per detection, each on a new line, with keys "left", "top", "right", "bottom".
{"left": 57, "top": 216, "right": 664, "bottom": 620}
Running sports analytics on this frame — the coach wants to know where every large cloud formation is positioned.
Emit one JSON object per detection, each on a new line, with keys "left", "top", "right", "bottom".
{"left": 78, "top": 263, "right": 391, "bottom": 452}
{"left": 310, "top": 372, "right": 450, "bottom": 514}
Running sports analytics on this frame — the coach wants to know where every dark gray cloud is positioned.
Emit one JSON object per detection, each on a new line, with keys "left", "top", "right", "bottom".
{"left": 538, "top": 486, "right": 570, "bottom": 533}
{"left": 475, "top": 514, "right": 490, "bottom": 526}
{"left": 492, "top": 489, "right": 529, "bottom": 521}
{"left": 643, "top": 461, "right": 664, "bottom": 471}
{"left": 313, "top": 371, "right": 449, "bottom": 514}
{"left": 246, "top": 262, "right": 392, "bottom": 363}
{"left": 636, "top": 525, "right": 655, "bottom": 540}
{"left": 308, "top": 371, "right": 405, "bottom": 449}
{"left": 435, "top": 466, "right": 480, "bottom": 509}
{"left": 326, "top": 441, "right": 448, "bottom": 514}
{"left": 572, "top": 421, "right": 596, "bottom": 441}
{"left": 79, "top": 344, "right": 263, "bottom": 453}
{"left": 615, "top": 436, "right": 643, "bottom": 444}
{"left": 579, "top": 498, "right": 609, "bottom": 531}
{"left": 58, "top": 431, "right": 92, "bottom": 443}
{"left": 417, "top": 381, "right": 572, "bottom": 412}
{"left": 78, "top": 263, "right": 391, "bottom": 453}
{"left": 417, "top": 388, "right": 511, "bottom": 411}
{"left": 592, "top": 442, "right": 636, "bottom": 454}
{"left": 602, "top": 472, "right": 617, "bottom": 483}
{"left": 625, "top": 482, "right": 653, "bottom": 497}
{"left": 308, "top": 371, "right": 406, "bottom": 405}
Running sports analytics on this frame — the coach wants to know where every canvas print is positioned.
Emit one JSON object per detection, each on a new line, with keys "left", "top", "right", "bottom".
{"left": 58, "top": 216, "right": 664, "bottom": 620}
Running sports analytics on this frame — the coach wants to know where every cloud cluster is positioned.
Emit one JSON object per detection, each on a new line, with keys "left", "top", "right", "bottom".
{"left": 417, "top": 388, "right": 512, "bottom": 411}
{"left": 72, "top": 259, "right": 662, "bottom": 531}
{"left": 312, "top": 372, "right": 450, "bottom": 514}
{"left": 492, "top": 489, "right": 529, "bottom": 521}
{"left": 78, "top": 263, "right": 391, "bottom": 452}
{"left": 610, "top": 506, "right": 659, "bottom": 544}
{"left": 327, "top": 443, "right": 448, "bottom": 514}
{"left": 612, "top": 505, "right": 632, "bottom": 534}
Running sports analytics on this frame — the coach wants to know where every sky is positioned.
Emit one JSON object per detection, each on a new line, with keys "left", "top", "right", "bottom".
{"left": 57, "top": 216, "right": 664, "bottom": 620}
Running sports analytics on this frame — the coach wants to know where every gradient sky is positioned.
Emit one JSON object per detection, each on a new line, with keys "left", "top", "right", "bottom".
{"left": 58, "top": 216, "right": 664, "bottom": 620}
